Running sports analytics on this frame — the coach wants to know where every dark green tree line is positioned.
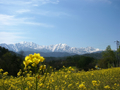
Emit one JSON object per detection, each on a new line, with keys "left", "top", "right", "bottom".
{"left": 0, "top": 46, "right": 24, "bottom": 76}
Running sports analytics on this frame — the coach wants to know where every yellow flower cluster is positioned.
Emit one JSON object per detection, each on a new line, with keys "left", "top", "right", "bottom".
{"left": 79, "top": 82, "right": 86, "bottom": 89}
{"left": 92, "top": 80, "right": 97, "bottom": 86}
{"left": 92, "top": 80, "right": 100, "bottom": 86}
{"left": 0, "top": 69, "right": 3, "bottom": 72}
{"left": 17, "top": 69, "right": 22, "bottom": 76}
{"left": 23, "top": 53, "right": 45, "bottom": 68}
{"left": 3, "top": 72, "right": 8, "bottom": 76}
{"left": 39, "top": 65, "right": 46, "bottom": 70}
{"left": 104, "top": 85, "right": 110, "bottom": 89}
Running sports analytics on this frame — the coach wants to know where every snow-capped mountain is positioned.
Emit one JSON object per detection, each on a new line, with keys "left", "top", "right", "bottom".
{"left": 0, "top": 41, "right": 101, "bottom": 55}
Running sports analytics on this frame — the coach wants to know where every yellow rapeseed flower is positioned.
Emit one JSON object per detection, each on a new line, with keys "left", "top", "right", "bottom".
{"left": 92, "top": 80, "right": 97, "bottom": 86}
{"left": 95, "top": 65, "right": 98, "bottom": 68}
{"left": 25, "top": 87, "right": 28, "bottom": 90}
{"left": 32, "top": 63, "right": 36, "bottom": 67}
{"left": 117, "top": 84, "right": 119, "bottom": 86}
{"left": 104, "top": 85, "right": 110, "bottom": 89}
{"left": 39, "top": 83, "right": 43, "bottom": 87}
{"left": 3, "top": 72, "right": 8, "bottom": 76}
{"left": 91, "top": 73, "right": 94, "bottom": 76}
{"left": 0, "top": 69, "right": 3, "bottom": 72}
{"left": 25, "top": 56, "right": 30, "bottom": 61}
{"left": 29, "top": 54, "right": 34, "bottom": 60}
{"left": 79, "top": 82, "right": 86, "bottom": 89}
{"left": 28, "top": 66, "right": 31, "bottom": 69}
{"left": 40, "top": 56, "right": 45, "bottom": 62}
{"left": 114, "top": 83, "right": 117, "bottom": 86}
{"left": 17, "top": 71, "right": 21, "bottom": 76}
{"left": 27, "top": 81, "right": 32, "bottom": 88}
{"left": 17, "top": 69, "right": 21, "bottom": 76}
{"left": 33, "top": 58, "right": 40, "bottom": 64}
{"left": 40, "top": 65, "right": 46, "bottom": 70}
{"left": 23, "top": 60, "right": 32, "bottom": 68}
{"left": 69, "top": 66, "right": 72, "bottom": 69}
{"left": 68, "top": 84, "right": 72, "bottom": 88}
{"left": 33, "top": 53, "right": 41, "bottom": 59}
{"left": 24, "top": 53, "right": 44, "bottom": 66}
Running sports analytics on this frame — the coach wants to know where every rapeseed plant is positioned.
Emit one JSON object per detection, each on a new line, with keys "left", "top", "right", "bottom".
{"left": 79, "top": 82, "right": 86, "bottom": 90}
{"left": 104, "top": 85, "right": 110, "bottom": 89}
{"left": 0, "top": 53, "right": 120, "bottom": 90}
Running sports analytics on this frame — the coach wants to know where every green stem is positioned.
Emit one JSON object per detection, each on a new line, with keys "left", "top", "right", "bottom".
{"left": 42, "top": 65, "right": 49, "bottom": 84}
{"left": 35, "top": 65, "right": 38, "bottom": 90}
{"left": 36, "top": 76, "right": 38, "bottom": 90}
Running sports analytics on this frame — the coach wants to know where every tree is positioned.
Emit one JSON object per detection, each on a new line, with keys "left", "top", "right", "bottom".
{"left": 117, "top": 46, "right": 120, "bottom": 66}
{"left": 0, "top": 47, "right": 24, "bottom": 76}
{"left": 98, "top": 45, "right": 116, "bottom": 68}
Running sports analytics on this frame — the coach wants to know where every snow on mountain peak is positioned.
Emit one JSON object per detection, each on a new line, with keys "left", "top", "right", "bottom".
{"left": 19, "top": 41, "right": 26, "bottom": 44}
{"left": 19, "top": 41, "right": 35, "bottom": 45}
{"left": 0, "top": 42, "right": 102, "bottom": 54}
{"left": 57, "top": 43, "right": 68, "bottom": 47}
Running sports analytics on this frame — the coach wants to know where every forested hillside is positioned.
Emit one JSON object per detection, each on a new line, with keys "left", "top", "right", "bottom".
{"left": 0, "top": 46, "right": 23, "bottom": 76}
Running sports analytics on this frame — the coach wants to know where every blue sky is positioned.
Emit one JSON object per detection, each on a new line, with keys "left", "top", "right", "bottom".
{"left": 0, "top": 0, "right": 120, "bottom": 50}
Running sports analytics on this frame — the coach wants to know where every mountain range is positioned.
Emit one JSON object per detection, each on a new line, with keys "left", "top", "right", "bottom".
{"left": 0, "top": 41, "right": 102, "bottom": 57}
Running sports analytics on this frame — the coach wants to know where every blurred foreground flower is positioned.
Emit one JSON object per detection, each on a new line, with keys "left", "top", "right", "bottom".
{"left": 22, "top": 53, "right": 46, "bottom": 90}
{"left": 23, "top": 53, "right": 45, "bottom": 68}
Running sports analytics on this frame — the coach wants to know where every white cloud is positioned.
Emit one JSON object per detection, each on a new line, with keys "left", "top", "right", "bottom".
{"left": 0, "top": 0, "right": 59, "bottom": 6}
{"left": 0, "top": 32, "right": 25, "bottom": 44}
{"left": 37, "top": 10, "right": 70, "bottom": 17}
{"left": 39, "top": 0, "right": 59, "bottom": 4}
{"left": 0, "top": 14, "right": 54, "bottom": 27}
{"left": 24, "top": 22, "right": 54, "bottom": 27}
{"left": 0, "top": 0, "right": 32, "bottom": 5}
{"left": 0, "top": 14, "right": 14, "bottom": 25}
{"left": 0, "top": 14, "right": 27, "bottom": 25}
{"left": 33, "top": 4, "right": 39, "bottom": 6}
{"left": 16, "top": 9, "right": 31, "bottom": 14}
{"left": 51, "top": 12, "right": 70, "bottom": 17}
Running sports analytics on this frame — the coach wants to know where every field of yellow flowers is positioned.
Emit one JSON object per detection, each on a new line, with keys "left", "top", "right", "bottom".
{"left": 0, "top": 53, "right": 120, "bottom": 90}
